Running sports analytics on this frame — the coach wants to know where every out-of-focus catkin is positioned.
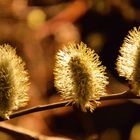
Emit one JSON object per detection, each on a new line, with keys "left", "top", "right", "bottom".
{"left": 0, "top": 44, "right": 30, "bottom": 119}
{"left": 54, "top": 42, "right": 108, "bottom": 112}
{"left": 116, "top": 27, "right": 140, "bottom": 95}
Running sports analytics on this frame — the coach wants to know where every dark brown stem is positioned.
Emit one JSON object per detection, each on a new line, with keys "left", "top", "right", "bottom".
{"left": 0, "top": 101, "right": 72, "bottom": 121}
{"left": 11, "top": 101, "right": 72, "bottom": 120}
{"left": 0, "top": 123, "right": 49, "bottom": 140}
{"left": 100, "top": 90, "right": 139, "bottom": 100}
{"left": 1, "top": 90, "right": 140, "bottom": 121}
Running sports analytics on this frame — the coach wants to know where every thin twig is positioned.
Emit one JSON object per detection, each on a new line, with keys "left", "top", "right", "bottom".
{"left": 10, "top": 100, "right": 71, "bottom": 119}
{"left": 0, "top": 122, "right": 69, "bottom": 140}
{"left": 0, "top": 90, "right": 140, "bottom": 121}
{"left": 100, "top": 90, "right": 139, "bottom": 100}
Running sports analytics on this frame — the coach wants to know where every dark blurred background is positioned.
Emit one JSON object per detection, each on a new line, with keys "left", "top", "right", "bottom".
{"left": 0, "top": 0, "right": 140, "bottom": 140}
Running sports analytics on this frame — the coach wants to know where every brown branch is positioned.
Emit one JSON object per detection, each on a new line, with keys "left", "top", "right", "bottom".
{"left": 10, "top": 101, "right": 71, "bottom": 120}
{"left": 100, "top": 90, "right": 138, "bottom": 101}
{"left": 34, "top": 0, "right": 89, "bottom": 40}
{"left": 0, "top": 90, "right": 138, "bottom": 122}
{"left": 0, "top": 90, "right": 139, "bottom": 122}
{"left": 0, "top": 91, "right": 137, "bottom": 140}
{"left": 0, "top": 123, "right": 71, "bottom": 140}
{"left": 0, "top": 122, "right": 48, "bottom": 140}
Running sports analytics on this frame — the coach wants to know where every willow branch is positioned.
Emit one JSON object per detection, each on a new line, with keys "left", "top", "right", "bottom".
{"left": 0, "top": 122, "right": 51, "bottom": 140}
{"left": 100, "top": 90, "right": 138, "bottom": 100}
{"left": 0, "top": 90, "right": 140, "bottom": 121}
{"left": 10, "top": 101, "right": 71, "bottom": 120}
{"left": 34, "top": 0, "right": 89, "bottom": 40}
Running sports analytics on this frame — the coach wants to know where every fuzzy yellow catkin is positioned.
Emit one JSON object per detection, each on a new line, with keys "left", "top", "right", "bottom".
{"left": 54, "top": 42, "right": 109, "bottom": 112}
{"left": 116, "top": 27, "right": 140, "bottom": 95}
{"left": 0, "top": 44, "right": 30, "bottom": 119}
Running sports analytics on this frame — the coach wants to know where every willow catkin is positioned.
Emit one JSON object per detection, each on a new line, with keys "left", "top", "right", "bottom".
{"left": 54, "top": 42, "right": 108, "bottom": 112}
{"left": 116, "top": 27, "right": 140, "bottom": 95}
{"left": 0, "top": 44, "right": 30, "bottom": 119}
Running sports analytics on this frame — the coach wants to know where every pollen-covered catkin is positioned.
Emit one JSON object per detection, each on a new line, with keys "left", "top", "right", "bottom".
{"left": 0, "top": 44, "right": 30, "bottom": 119}
{"left": 54, "top": 42, "right": 108, "bottom": 112}
{"left": 116, "top": 27, "right": 140, "bottom": 95}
